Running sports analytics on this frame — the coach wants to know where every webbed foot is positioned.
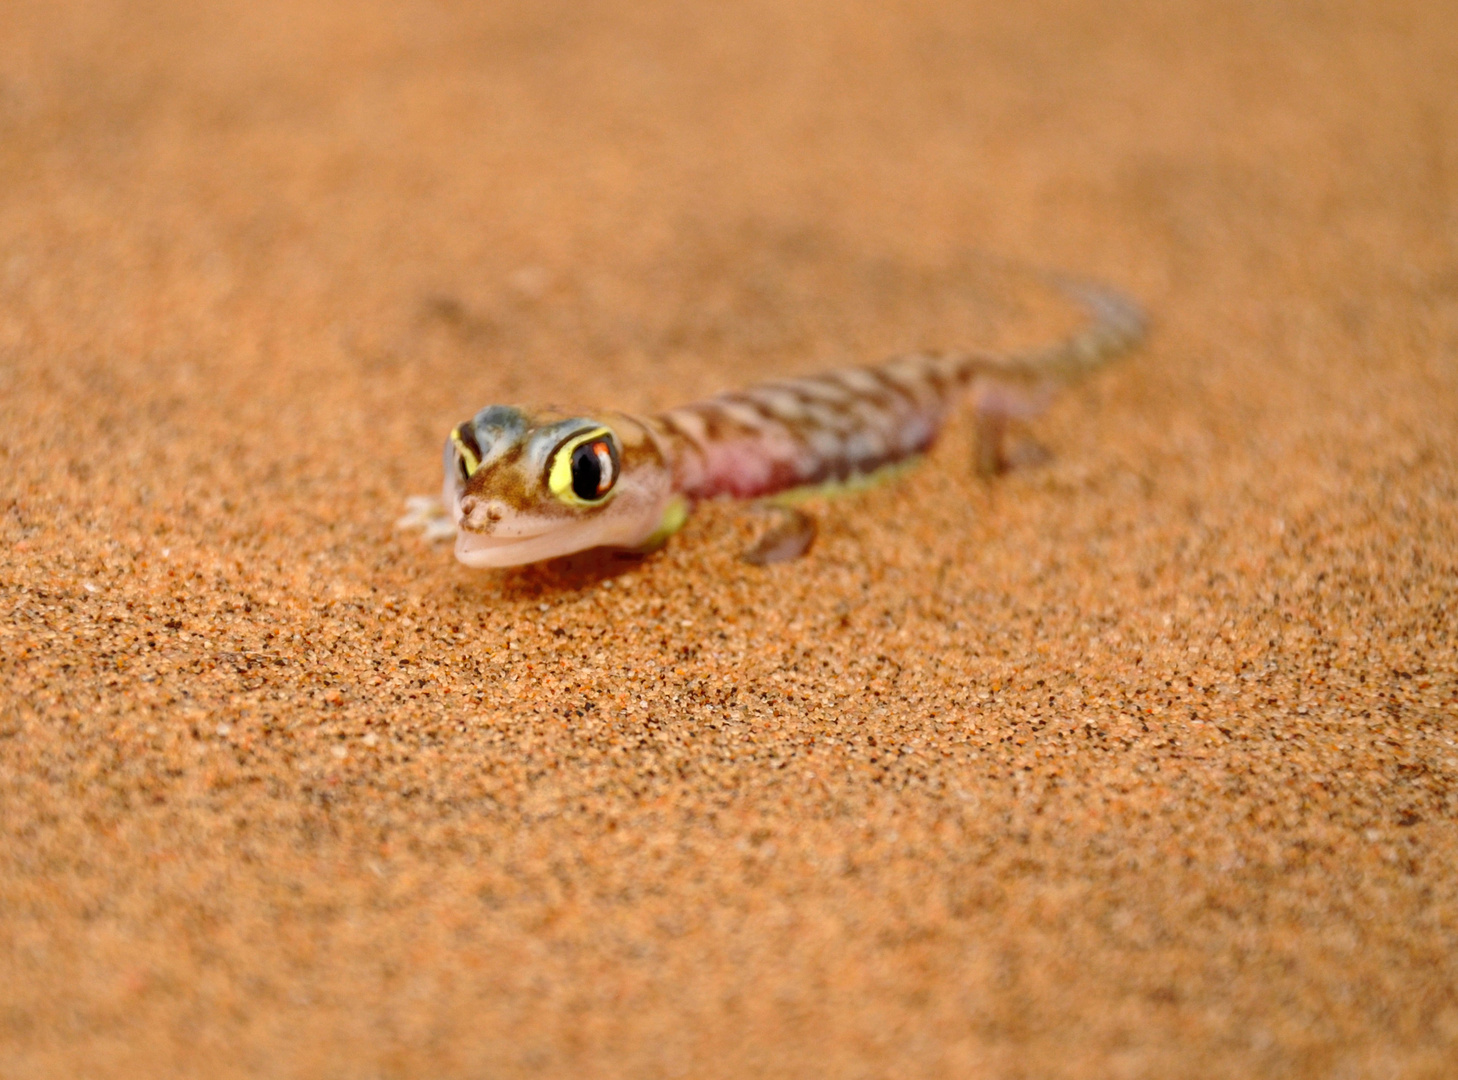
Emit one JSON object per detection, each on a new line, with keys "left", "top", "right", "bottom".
{"left": 396, "top": 495, "right": 457, "bottom": 542}
{"left": 975, "top": 415, "right": 1052, "bottom": 475}
{"left": 743, "top": 505, "right": 817, "bottom": 565}
{"left": 974, "top": 380, "right": 1053, "bottom": 476}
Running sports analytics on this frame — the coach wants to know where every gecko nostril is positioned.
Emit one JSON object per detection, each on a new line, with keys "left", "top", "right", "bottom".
{"left": 457, "top": 496, "right": 504, "bottom": 529}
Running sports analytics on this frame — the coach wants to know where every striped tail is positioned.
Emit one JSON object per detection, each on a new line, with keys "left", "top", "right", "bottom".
{"left": 654, "top": 279, "right": 1145, "bottom": 501}
{"left": 985, "top": 277, "right": 1146, "bottom": 382}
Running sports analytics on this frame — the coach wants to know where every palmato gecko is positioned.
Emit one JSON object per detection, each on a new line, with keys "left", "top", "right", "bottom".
{"left": 399, "top": 276, "right": 1144, "bottom": 567}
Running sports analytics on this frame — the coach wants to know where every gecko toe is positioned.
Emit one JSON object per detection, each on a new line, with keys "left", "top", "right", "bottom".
{"left": 1004, "top": 438, "right": 1052, "bottom": 471}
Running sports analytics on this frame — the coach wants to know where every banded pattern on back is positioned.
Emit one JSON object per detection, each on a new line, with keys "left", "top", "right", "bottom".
{"left": 653, "top": 280, "right": 1144, "bottom": 502}
{"left": 655, "top": 353, "right": 961, "bottom": 500}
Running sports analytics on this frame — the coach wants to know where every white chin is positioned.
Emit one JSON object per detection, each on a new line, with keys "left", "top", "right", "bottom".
{"left": 454, "top": 530, "right": 597, "bottom": 568}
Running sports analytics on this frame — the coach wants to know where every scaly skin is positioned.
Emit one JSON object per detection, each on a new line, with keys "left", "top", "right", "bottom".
{"left": 399, "top": 279, "right": 1145, "bottom": 567}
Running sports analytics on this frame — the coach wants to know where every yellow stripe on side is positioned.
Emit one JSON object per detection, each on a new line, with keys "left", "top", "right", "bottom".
{"left": 768, "top": 456, "right": 923, "bottom": 507}
{"left": 633, "top": 495, "right": 691, "bottom": 553}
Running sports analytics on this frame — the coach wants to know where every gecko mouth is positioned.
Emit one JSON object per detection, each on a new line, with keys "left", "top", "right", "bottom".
{"left": 454, "top": 526, "right": 585, "bottom": 568}
{"left": 451, "top": 494, "right": 657, "bottom": 568}
{"left": 449, "top": 494, "right": 576, "bottom": 566}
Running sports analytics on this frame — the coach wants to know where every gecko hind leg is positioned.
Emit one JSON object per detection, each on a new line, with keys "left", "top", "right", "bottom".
{"left": 974, "top": 380, "right": 1053, "bottom": 477}
{"left": 743, "top": 505, "right": 817, "bottom": 565}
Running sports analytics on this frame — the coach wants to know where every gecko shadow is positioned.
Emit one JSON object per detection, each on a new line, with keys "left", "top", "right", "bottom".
{"left": 479, "top": 546, "right": 659, "bottom": 601}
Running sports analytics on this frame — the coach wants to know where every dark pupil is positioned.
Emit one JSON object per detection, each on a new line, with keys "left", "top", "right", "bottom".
{"left": 570, "top": 441, "right": 605, "bottom": 500}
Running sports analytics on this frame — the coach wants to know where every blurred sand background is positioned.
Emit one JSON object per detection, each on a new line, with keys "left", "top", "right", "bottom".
{"left": 2, "top": 1, "right": 1456, "bottom": 1076}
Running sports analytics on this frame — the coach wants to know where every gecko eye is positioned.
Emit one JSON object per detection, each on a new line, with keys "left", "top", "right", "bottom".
{"left": 450, "top": 423, "right": 483, "bottom": 483}
{"left": 570, "top": 440, "right": 615, "bottom": 499}
{"left": 547, "top": 428, "right": 620, "bottom": 505}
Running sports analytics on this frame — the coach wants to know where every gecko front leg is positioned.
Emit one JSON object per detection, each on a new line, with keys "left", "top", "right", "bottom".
{"left": 396, "top": 495, "right": 458, "bottom": 542}
{"left": 742, "top": 504, "right": 817, "bottom": 565}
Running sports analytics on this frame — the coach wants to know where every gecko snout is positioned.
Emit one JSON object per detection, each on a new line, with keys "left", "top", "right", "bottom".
{"left": 457, "top": 495, "right": 505, "bottom": 532}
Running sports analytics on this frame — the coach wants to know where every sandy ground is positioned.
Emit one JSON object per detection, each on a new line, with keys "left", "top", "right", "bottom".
{"left": 2, "top": 1, "right": 1456, "bottom": 1076}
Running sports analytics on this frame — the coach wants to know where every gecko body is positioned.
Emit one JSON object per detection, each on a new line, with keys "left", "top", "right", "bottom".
{"left": 402, "top": 279, "right": 1144, "bottom": 567}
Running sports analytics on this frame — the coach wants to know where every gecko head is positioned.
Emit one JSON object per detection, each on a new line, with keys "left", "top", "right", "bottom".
{"left": 442, "top": 405, "right": 669, "bottom": 567}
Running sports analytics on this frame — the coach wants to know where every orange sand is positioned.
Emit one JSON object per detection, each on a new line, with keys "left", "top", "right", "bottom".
{"left": 2, "top": 1, "right": 1456, "bottom": 1076}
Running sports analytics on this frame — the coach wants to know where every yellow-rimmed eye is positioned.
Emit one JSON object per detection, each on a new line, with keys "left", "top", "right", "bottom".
{"left": 450, "top": 424, "right": 482, "bottom": 481}
{"left": 547, "top": 428, "right": 620, "bottom": 504}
